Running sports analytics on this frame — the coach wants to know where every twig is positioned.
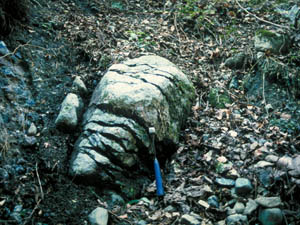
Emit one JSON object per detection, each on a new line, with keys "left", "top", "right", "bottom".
{"left": 22, "top": 199, "right": 41, "bottom": 225}
{"left": 0, "top": 41, "right": 31, "bottom": 60}
{"left": 36, "top": 163, "right": 44, "bottom": 200}
{"left": 235, "top": 0, "right": 291, "bottom": 30}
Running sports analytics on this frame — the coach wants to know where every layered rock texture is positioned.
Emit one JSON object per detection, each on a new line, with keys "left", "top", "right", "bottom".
{"left": 69, "top": 55, "right": 195, "bottom": 197}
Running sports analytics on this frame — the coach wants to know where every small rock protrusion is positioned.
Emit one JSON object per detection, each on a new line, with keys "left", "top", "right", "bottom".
{"left": 88, "top": 207, "right": 109, "bottom": 225}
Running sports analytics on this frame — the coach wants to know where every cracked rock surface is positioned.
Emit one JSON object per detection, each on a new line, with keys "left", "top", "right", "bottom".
{"left": 69, "top": 55, "right": 195, "bottom": 197}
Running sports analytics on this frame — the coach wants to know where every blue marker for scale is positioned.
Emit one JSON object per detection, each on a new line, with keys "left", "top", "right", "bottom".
{"left": 149, "top": 127, "right": 164, "bottom": 196}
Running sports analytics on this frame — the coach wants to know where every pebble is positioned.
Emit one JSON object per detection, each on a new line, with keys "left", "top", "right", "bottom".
{"left": 215, "top": 178, "right": 235, "bottom": 187}
{"left": 235, "top": 178, "right": 253, "bottom": 196}
{"left": 109, "top": 192, "right": 125, "bottom": 207}
{"left": 55, "top": 93, "right": 83, "bottom": 132}
{"left": 180, "top": 214, "right": 201, "bottom": 225}
{"left": 254, "top": 160, "right": 274, "bottom": 168}
{"left": 255, "top": 197, "right": 282, "bottom": 208}
{"left": 258, "top": 169, "right": 272, "bottom": 187}
{"left": 207, "top": 195, "right": 219, "bottom": 208}
{"left": 233, "top": 202, "right": 245, "bottom": 214}
{"left": 265, "top": 155, "right": 279, "bottom": 162}
{"left": 72, "top": 76, "right": 88, "bottom": 97}
{"left": 88, "top": 207, "right": 108, "bottom": 225}
{"left": 227, "top": 168, "right": 239, "bottom": 179}
{"left": 23, "top": 135, "right": 37, "bottom": 147}
{"left": 27, "top": 122, "right": 37, "bottom": 136}
{"left": 226, "top": 214, "right": 248, "bottom": 225}
{"left": 258, "top": 208, "right": 283, "bottom": 225}
{"left": 243, "top": 199, "right": 258, "bottom": 215}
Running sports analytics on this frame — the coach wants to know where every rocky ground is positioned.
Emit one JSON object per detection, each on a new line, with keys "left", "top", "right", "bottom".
{"left": 0, "top": 0, "right": 300, "bottom": 224}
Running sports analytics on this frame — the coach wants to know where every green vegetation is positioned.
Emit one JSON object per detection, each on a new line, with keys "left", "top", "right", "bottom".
{"left": 209, "top": 88, "right": 232, "bottom": 108}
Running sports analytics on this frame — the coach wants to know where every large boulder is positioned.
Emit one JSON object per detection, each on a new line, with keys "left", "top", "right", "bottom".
{"left": 69, "top": 55, "right": 195, "bottom": 197}
{"left": 70, "top": 56, "right": 195, "bottom": 195}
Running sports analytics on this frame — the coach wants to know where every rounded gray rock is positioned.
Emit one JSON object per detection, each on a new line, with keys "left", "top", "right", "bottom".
{"left": 88, "top": 207, "right": 109, "bottom": 225}
{"left": 55, "top": 93, "right": 83, "bottom": 132}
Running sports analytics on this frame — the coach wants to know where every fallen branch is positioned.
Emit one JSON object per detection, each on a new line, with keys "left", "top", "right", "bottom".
{"left": 235, "top": 0, "right": 291, "bottom": 30}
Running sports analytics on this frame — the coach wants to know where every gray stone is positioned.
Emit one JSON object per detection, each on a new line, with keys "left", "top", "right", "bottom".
{"left": 207, "top": 195, "right": 219, "bottom": 208}
{"left": 72, "top": 76, "right": 88, "bottom": 97}
{"left": 224, "top": 52, "right": 247, "bottom": 69}
{"left": 254, "top": 160, "right": 274, "bottom": 168}
{"left": 69, "top": 55, "right": 195, "bottom": 197}
{"left": 110, "top": 192, "right": 125, "bottom": 206}
{"left": 255, "top": 30, "right": 290, "bottom": 54}
{"left": 235, "top": 178, "right": 253, "bottom": 196}
{"left": 244, "top": 199, "right": 258, "bottom": 215}
{"left": 88, "top": 207, "right": 109, "bottom": 225}
{"left": 265, "top": 155, "right": 279, "bottom": 163}
{"left": 180, "top": 214, "right": 201, "bottom": 225}
{"left": 55, "top": 93, "right": 84, "bottom": 132}
{"left": 215, "top": 178, "right": 235, "bottom": 187}
{"left": 226, "top": 214, "right": 248, "bottom": 225}
{"left": 27, "top": 123, "right": 37, "bottom": 136}
{"left": 23, "top": 135, "right": 37, "bottom": 147}
{"left": 258, "top": 208, "right": 283, "bottom": 225}
{"left": 255, "top": 197, "right": 282, "bottom": 208}
{"left": 258, "top": 169, "right": 272, "bottom": 187}
{"left": 233, "top": 202, "right": 245, "bottom": 214}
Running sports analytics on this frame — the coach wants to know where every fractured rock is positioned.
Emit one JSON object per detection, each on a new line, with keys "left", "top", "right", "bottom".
{"left": 69, "top": 55, "right": 195, "bottom": 197}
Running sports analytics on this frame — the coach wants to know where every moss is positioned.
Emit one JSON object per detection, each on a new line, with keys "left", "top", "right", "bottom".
{"left": 209, "top": 88, "right": 232, "bottom": 108}
{"left": 255, "top": 29, "right": 278, "bottom": 38}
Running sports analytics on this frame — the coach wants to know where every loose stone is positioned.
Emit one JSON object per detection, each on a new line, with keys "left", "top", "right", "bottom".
{"left": 88, "top": 207, "right": 109, "bottom": 225}
{"left": 243, "top": 199, "right": 258, "bottom": 215}
{"left": 207, "top": 195, "right": 219, "bottom": 208}
{"left": 258, "top": 208, "right": 283, "bottom": 225}
{"left": 180, "top": 214, "right": 201, "bottom": 225}
{"left": 255, "top": 197, "right": 282, "bottom": 208}
{"left": 27, "top": 123, "right": 37, "bottom": 136}
{"left": 226, "top": 214, "right": 248, "bottom": 225}
{"left": 233, "top": 202, "right": 245, "bottom": 214}
{"left": 235, "top": 178, "right": 253, "bottom": 196}
{"left": 215, "top": 178, "right": 235, "bottom": 187}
